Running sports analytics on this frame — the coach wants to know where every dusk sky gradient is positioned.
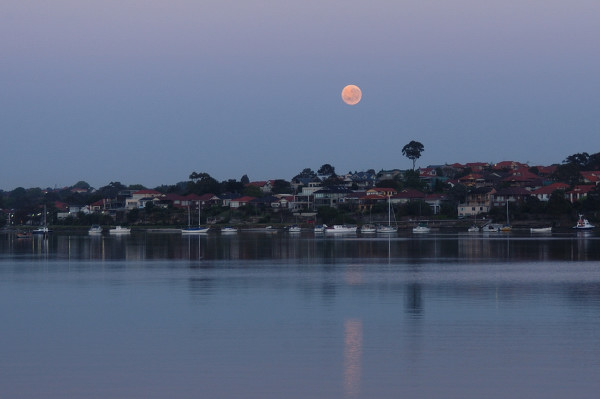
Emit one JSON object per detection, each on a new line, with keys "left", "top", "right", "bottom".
{"left": 2, "top": 1, "right": 599, "bottom": 190}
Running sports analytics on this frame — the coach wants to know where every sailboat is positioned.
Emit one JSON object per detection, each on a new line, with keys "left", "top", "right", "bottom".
{"left": 361, "top": 205, "right": 376, "bottom": 233}
{"left": 182, "top": 203, "right": 210, "bottom": 234}
{"left": 411, "top": 202, "right": 430, "bottom": 233}
{"left": 32, "top": 204, "right": 51, "bottom": 234}
{"left": 377, "top": 195, "right": 397, "bottom": 233}
{"left": 500, "top": 201, "right": 512, "bottom": 232}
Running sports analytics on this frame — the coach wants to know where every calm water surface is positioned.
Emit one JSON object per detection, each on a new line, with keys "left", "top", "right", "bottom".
{"left": 2, "top": 230, "right": 600, "bottom": 399}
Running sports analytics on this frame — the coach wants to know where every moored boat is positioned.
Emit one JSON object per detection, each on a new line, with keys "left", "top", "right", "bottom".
{"left": 182, "top": 227, "right": 210, "bottom": 234}
{"left": 377, "top": 225, "right": 396, "bottom": 234}
{"left": 89, "top": 225, "right": 103, "bottom": 234}
{"left": 221, "top": 227, "right": 237, "bottom": 234}
{"left": 360, "top": 224, "right": 376, "bottom": 233}
{"left": 482, "top": 224, "right": 500, "bottom": 233}
{"left": 314, "top": 224, "right": 327, "bottom": 233}
{"left": 412, "top": 223, "right": 430, "bottom": 233}
{"left": 325, "top": 225, "right": 357, "bottom": 233}
{"left": 109, "top": 226, "right": 131, "bottom": 234}
{"left": 16, "top": 231, "right": 32, "bottom": 239}
{"left": 182, "top": 203, "right": 209, "bottom": 234}
{"left": 573, "top": 214, "right": 595, "bottom": 230}
{"left": 530, "top": 226, "right": 552, "bottom": 233}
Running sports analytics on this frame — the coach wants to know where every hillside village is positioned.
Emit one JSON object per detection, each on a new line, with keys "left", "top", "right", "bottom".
{"left": 2, "top": 154, "right": 600, "bottom": 229}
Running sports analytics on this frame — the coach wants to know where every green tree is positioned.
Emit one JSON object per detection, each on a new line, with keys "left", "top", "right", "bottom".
{"left": 403, "top": 169, "right": 425, "bottom": 190}
{"left": 564, "top": 152, "right": 589, "bottom": 168}
{"left": 222, "top": 179, "right": 244, "bottom": 193}
{"left": 72, "top": 180, "right": 91, "bottom": 189}
{"left": 293, "top": 168, "right": 317, "bottom": 180}
{"left": 187, "top": 172, "right": 220, "bottom": 195}
{"left": 272, "top": 179, "right": 292, "bottom": 194}
{"left": 547, "top": 190, "right": 572, "bottom": 216}
{"left": 402, "top": 140, "right": 425, "bottom": 170}
{"left": 243, "top": 185, "right": 263, "bottom": 197}
{"left": 240, "top": 174, "right": 250, "bottom": 185}
{"left": 317, "top": 164, "right": 336, "bottom": 179}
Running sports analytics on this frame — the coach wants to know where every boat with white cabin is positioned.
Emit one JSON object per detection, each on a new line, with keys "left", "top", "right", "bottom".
{"left": 314, "top": 224, "right": 326, "bottom": 234}
{"left": 325, "top": 225, "right": 357, "bottom": 233}
{"left": 573, "top": 214, "right": 595, "bottom": 230}
{"left": 109, "top": 226, "right": 131, "bottom": 234}
{"left": 481, "top": 224, "right": 500, "bottom": 233}
{"left": 288, "top": 225, "right": 301, "bottom": 233}
{"left": 89, "top": 225, "right": 103, "bottom": 234}
{"left": 412, "top": 223, "right": 431, "bottom": 233}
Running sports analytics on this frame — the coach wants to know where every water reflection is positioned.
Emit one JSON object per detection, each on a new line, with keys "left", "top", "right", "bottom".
{"left": 2, "top": 230, "right": 600, "bottom": 262}
{"left": 343, "top": 319, "right": 363, "bottom": 398}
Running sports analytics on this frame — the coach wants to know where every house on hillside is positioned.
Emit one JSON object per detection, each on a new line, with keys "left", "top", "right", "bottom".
{"left": 465, "top": 162, "right": 490, "bottom": 172}
{"left": 492, "top": 187, "right": 531, "bottom": 207}
{"left": 581, "top": 171, "right": 600, "bottom": 186}
{"left": 566, "top": 185, "right": 596, "bottom": 203}
{"left": 391, "top": 189, "right": 426, "bottom": 204}
{"left": 458, "top": 187, "right": 495, "bottom": 218}
{"left": 458, "top": 173, "right": 485, "bottom": 188}
{"left": 313, "top": 186, "right": 354, "bottom": 207}
{"left": 530, "top": 183, "right": 570, "bottom": 202}
{"left": 230, "top": 196, "right": 257, "bottom": 208}
{"left": 376, "top": 169, "right": 404, "bottom": 183}
{"left": 125, "top": 189, "right": 164, "bottom": 210}
{"left": 366, "top": 187, "right": 397, "bottom": 197}
{"left": 343, "top": 171, "right": 376, "bottom": 189}
{"left": 501, "top": 168, "right": 542, "bottom": 189}
{"left": 247, "top": 181, "right": 273, "bottom": 193}
{"left": 493, "top": 161, "right": 528, "bottom": 171}
{"left": 425, "top": 193, "right": 448, "bottom": 215}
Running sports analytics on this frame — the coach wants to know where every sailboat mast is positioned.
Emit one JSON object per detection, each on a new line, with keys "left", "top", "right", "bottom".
{"left": 388, "top": 195, "right": 391, "bottom": 226}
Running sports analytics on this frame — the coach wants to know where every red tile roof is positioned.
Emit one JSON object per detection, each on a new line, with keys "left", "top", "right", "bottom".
{"left": 531, "top": 182, "right": 569, "bottom": 195}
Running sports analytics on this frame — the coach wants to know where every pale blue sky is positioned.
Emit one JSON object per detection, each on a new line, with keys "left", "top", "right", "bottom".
{"left": 2, "top": 0, "right": 599, "bottom": 190}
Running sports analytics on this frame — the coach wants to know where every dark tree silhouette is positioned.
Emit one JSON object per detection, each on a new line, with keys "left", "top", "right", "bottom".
{"left": 402, "top": 141, "right": 425, "bottom": 170}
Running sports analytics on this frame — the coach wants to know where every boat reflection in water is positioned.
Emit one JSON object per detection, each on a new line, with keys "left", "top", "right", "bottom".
{"left": 2, "top": 229, "right": 600, "bottom": 262}
{"left": 2, "top": 230, "right": 600, "bottom": 399}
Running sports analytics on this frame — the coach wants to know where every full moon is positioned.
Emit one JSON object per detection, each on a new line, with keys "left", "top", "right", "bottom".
{"left": 341, "top": 84, "right": 362, "bottom": 105}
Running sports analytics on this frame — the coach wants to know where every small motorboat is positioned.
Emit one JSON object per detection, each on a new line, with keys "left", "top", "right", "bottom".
{"left": 109, "top": 226, "right": 131, "bottom": 234}
{"left": 314, "top": 224, "right": 327, "bottom": 233}
{"left": 530, "top": 227, "right": 552, "bottom": 233}
{"left": 482, "top": 224, "right": 500, "bottom": 233}
{"left": 573, "top": 215, "right": 595, "bottom": 230}
{"left": 412, "top": 223, "right": 431, "bottom": 233}
{"left": 89, "top": 225, "right": 103, "bottom": 234}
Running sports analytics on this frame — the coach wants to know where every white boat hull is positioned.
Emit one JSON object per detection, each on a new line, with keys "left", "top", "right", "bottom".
{"left": 182, "top": 227, "right": 210, "bottom": 234}
{"left": 530, "top": 227, "right": 552, "bottom": 233}
{"left": 325, "top": 225, "right": 357, "bottom": 233}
